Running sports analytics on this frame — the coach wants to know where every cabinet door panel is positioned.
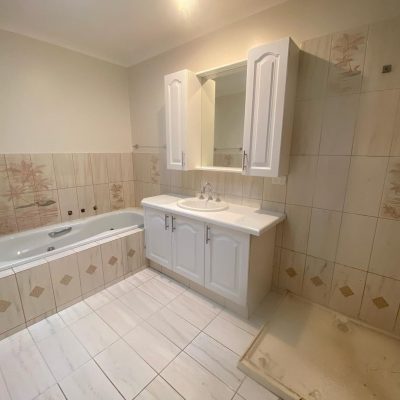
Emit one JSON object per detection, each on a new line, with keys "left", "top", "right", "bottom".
{"left": 172, "top": 215, "right": 205, "bottom": 285}
{"left": 144, "top": 209, "right": 172, "bottom": 269}
{"left": 205, "top": 225, "right": 249, "bottom": 305}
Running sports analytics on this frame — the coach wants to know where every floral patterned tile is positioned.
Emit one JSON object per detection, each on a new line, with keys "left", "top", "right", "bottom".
{"left": 109, "top": 183, "right": 125, "bottom": 210}
{"left": 0, "top": 216, "right": 18, "bottom": 235}
{"left": 5, "top": 154, "right": 35, "bottom": 194}
{"left": 380, "top": 157, "right": 400, "bottom": 219}
{"left": 36, "top": 190, "right": 61, "bottom": 226}
{"left": 30, "top": 154, "right": 56, "bottom": 191}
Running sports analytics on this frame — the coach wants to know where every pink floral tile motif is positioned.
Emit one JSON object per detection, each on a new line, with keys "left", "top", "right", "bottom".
{"left": 381, "top": 158, "right": 400, "bottom": 219}
{"left": 150, "top": 155, "right": 160, "bottom": 184}
{"left": 327, "top": 27, "right": 367, "bottom": 94}
{"left": 110, "top": 183, "right": 125, "bottom": 210}
{"left": 36, "top": 190, "right": 60, "bottom": 226}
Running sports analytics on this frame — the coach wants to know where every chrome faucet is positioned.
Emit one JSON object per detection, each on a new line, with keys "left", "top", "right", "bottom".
{"left": 48, "top": 226, "right": 72, "bottom": 238}
{"left": 199, "top": 182, "right": 213, "bottom": 200}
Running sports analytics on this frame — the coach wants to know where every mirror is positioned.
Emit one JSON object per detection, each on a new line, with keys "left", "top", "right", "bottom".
{"left": 199, "top": 63, "right": 247, "bottom": 170}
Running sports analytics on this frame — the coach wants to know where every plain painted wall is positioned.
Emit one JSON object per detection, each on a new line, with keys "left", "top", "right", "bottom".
{"left": 0, "top": 29, "right": 132, "bottom": 153}
{"left": 128, "top": 0, "right": 400, "bottom": 149}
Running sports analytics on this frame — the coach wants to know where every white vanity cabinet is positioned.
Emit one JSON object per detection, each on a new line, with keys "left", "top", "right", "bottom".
{"left": 242, "top": 37, "right": 299, "bottom": 177}
{"left": 205, "top": 224, "right": 249, "bottom": 304}
{"left": 164, "top": 69, "right": 201, "bottom": 170}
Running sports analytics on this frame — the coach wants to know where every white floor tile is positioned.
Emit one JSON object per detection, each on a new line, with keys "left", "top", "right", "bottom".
{"left": 147, "top": 307, "right": 200, "bottom": 349}
{"left": 161, "top": 352, "right": 234, "bottom": 400}
{"left": 85, "top": 290, "right": 115, "bottom": 310}
{"left": 36, "top": 327, "right": 91, "bottom": 381}
{"left": 58, "top": 301, "right": 92, "bottom": 326}
{"left": 106, "top": 279, "right": 135, "bottom": 298}
{"left": 70, "top": 313, "right": 119, "bottom": 356}
{"left": 0, "top": 330, "right": 55, "bottom": 400}
{"left": 167, "top": 292, "right": 218, "bottom": 330}
{"left": 119, "top": 288, "right": 163, "bottom": 319}
{"left": 28, "top": 314, "right": 66, "bottom": 342}
{"left": 34, "top": 384, "right": 66, "bottom": 400}
{"left": 219, "top": 309, "right": 264, "bottom": 336}
{"left": 185, "top": 333, "right": 245, "bottom": 391}
{"left": 155, "top": 274, "right": 187, "bottom": 294}
{"left": 238, "top": 377, "right": 279, "bottom": 400}
{"left": 124, "top": 322, "right": 180, "bottom": 373}
{"left": 184, "top": 289, "right": 223, "bottom": 313}
{"left": 204, "top": 316, "right": 255, "bottom": 355}
{"left": 139, "top": 278, "right": 182, "bottom": 305}
{"left": 59, "top": 360, "right": 124, "bottom": 400}
{"left": 135, "top": 376, "right": 183, "bottom": 400}
{"left": 95, "top": 340, "right": 156, "bottom": 399}
{"left": 126, "top": 269, "right": 154, "bottom": 286}
{"left": 96, "top": 299, "right": 142, "bottom": 336}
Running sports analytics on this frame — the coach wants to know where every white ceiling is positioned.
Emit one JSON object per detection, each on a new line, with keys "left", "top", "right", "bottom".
{"left": 0, "top": 0, "right": 286, "bottom": 66}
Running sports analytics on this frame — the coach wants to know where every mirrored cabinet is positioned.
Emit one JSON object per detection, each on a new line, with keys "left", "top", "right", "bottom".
{"left": 164, "top": 37, "right": 299, "bottom": 177}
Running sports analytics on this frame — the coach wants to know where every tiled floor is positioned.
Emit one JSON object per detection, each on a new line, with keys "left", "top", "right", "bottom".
{"left": 0, "top": 268, "right": 281, "bottom": 400}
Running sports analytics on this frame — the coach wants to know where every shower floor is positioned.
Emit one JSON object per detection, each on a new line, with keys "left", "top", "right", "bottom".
{"left": 239, "top": 293, "right": 400, "bottom": 400}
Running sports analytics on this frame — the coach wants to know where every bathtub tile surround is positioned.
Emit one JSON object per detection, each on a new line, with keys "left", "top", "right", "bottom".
{"left": 0, "top": 229, "right": 144, "bottom": 337}
{"left": 131, "top": 15, "right": 400, "bottom": 337}
{"left": 0, "top": 152, "right": 135, "bottom": 235}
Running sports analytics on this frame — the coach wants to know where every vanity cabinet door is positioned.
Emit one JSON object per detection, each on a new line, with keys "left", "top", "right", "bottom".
{"left": 165, "top": 69, "right": 201, "bottom": 171}
{"left": 144, "top": 208, "right": 172, "bottom": 269}
{"left": 204, "top": 224, "right": 249, "bottom": 305}
{"left": 242, "top": 37, "right": 299, "bottom": 177}
{"left": 171, "top": 215, "right": 205, "bottom": 285}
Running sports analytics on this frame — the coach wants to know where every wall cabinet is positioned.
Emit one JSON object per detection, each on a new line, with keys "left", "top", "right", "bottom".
{"left": 164, "top": 69, "right": 201, "bottom": 170}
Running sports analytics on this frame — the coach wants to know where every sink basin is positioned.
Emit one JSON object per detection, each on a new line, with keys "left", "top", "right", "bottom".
{"left": 177, "top": 198, "right": 228, "bottom": 212}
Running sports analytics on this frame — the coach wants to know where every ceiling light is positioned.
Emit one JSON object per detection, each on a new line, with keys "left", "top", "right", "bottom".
{"left": 175, "top": 0, "right": 197, "bottom": 18}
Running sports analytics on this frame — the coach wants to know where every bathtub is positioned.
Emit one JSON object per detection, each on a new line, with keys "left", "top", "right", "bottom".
{"left": 0, "top": 208, "right": 144, "bottom": 271}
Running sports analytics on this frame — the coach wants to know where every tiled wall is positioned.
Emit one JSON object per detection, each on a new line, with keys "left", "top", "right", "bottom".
{"left": 133, "top": 15, "right": 400, "bottom": 336}
{"left": 0, "top": 153, "right": 135, "bottom": 235}
{"left": 0, "top": 229, "right": 144, "bottom": 337}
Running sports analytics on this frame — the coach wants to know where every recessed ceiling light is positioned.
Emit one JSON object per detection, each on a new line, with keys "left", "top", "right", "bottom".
{"left": 175, "top": 0, "right": 197, "bottom": 18}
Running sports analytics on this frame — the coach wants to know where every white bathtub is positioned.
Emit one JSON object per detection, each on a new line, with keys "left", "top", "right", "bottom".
{"left": 0, "top": 208, "right": 144, "bottom": 271}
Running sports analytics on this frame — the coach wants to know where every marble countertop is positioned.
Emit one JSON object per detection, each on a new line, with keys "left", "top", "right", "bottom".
{"left": 141, "top": 194, "right": 285, "bottom": 236}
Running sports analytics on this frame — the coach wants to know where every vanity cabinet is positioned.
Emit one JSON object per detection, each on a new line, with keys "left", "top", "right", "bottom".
{"left": 164, "top": 69, "right": 201, "bottom": 170}
{"left": 242, "top": 37, "right": 299, "bottom": 177}
{"left": 205, "top": 224, "right": 249, "bottom": 304}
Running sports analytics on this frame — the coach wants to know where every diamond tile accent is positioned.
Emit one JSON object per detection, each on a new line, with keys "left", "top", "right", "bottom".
{"left": 108, "top": 256, "right": 118, "bottom": 266}
{"left": 310, "top": 276, "right": 323, "bottom": 287}
{"left": 372, "top": 296, "right": 389, "bottom": 309}
{"left": 60, "top": 274, "right": 73, "bottom": 286}
{"left": 127, "top": 248, "right": 136, "bottom": 258}
{"left": 0, "top": 300, "right": 11, "bottom": 313}
{"left": 339, "top": 285, "right": 354, "bottom": 298}
{"left": 86, "top": 264, "right": 97, "bottom": 275}
{"left": 285, "top": 267, "right": 297, "bottom": 278}
{"left": 30, "top": 286, "right": 45, "bottom": 298}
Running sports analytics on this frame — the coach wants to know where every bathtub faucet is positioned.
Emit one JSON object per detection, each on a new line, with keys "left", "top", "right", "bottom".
{"left": 48, "top": 226, "right": 72, "bottom": 238}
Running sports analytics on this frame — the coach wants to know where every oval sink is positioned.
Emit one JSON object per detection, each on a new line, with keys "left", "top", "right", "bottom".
{"left": 177, "top": 198, "right": 228, "bottom": 212}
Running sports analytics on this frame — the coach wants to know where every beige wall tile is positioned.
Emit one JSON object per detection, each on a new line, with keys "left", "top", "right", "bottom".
{"left": 75, "top": 245, "right": 104, "bottom": 295}
{"left": 93, "top": 184, "right": 111, "bottom": 214}
{"left": 224, "top": 173, "right": 243, "bottom": 197}
{"left": 0, "top": 155, "right": 14, "bottom": 219}
{"left": 391, "top": 101, "right": 400, "bottom": 156}
{"left": 369, "top": 219, "right": 400, "bottom": 280}
{"left": 0, "top": 274, "right": 25, "bottom": 335}
{"left": 359, "top": 273, "right": 400, "bottom": 331}
{"left": 30, "top": 154, "right": 57, "bottom": 191}
{"left": 327, "top": 26, "right": 367, "bottom": 95}
{"left": 297, "top": 34, "right": 331, "bottom": 100}
{"left": 182, "top": 171, "right": 201, "bottom": 192}
{"left": 263, "top": 177, "right": 286, "bottom": 203}
{"left": 121, "top": 232, "right": 142, "bottom": 275}
{"left": 149, "top": 154, "right": 160, "bottom": 184}
{"left": 100, "top": 238, "right": 124, "bottom": 284}
{"left": 123, "top": 181, "right": 135, "bottom": 207}
{"left": 201, "top": 171, "right": 225, "bottom": 194}
{"left": 352, "top": 90, "right": 400, "bottom": 156}
{"left": 282, "top": 204, "right": 311, "bottom": 253}
{"left": 344, "top": 156, "right": 388, "bottom": 216}
{"left": 134, "top": 181, "right": 144, "bottom": 206}
{"left": 76, "top": 186, "right": 95, "bottom": 218}
{"left": 336, "top": 213, "right": 377, "bottom": 271}
{"left": 109, "top": 183, "right": 125, "bottom": 210}
{"left": 133, "top": 153, "right": 150, "bottom": 182}
{"left": 5, "top": 154, "right": 35, "bottom": 193}
{"left": 58, "top": 188, "right": 79, "bottom": 221}
{"left": 362, "top": 16, "right": 400, "bottom": 92}
{"left": 320, "top": 94, "right": 359, "bottom": 155}
{"left": 380, "top": 157, "right": 400, "bottom": 219}
{"left": 261, "top": 201, "right": 285, "bottom": 213}
{"left": 90, "top": 154, "right": 109, "bottom": 184}
{"left": 48, "top": 252, "right": 82, "bottom": 307}
{"left": 329, "top": 264, "right": 367, "bottom": 318}
{"left": 302, "top": 256, "right": 334, "bottom": 306}
{"left": 16, "top": 261, "right": 55, "bottom": 321}
{"left": 0, "top": 216, "right": 18, "bottom": 235}
{"left": 169, "top": 170, "right": 182, "bottom": 189}
{"left": 53, "top": 154, "right": 75, "bottom": 188}
{"left": 106, "top": 153, "right": 122, "bottom": 183}
{"left": 291, "top": 100, "right": 323, "bottom": 155}
{"left": 307, "top": 208, "right": 341, "bottom": 261}
{"left": 278, "top": 249, "right": 305, "bottom": 295}
{"left": 286, "top": 156, "right": 318, "bottom": 206}
{"left": 121, "top": 153, "right": 134, "bottom": 182}
{"left": 242, "top": 176, "right": 263, "bottom": 200}
{"left": 313, "top": 156, "right": 350, "bottom": 211}
{"left": 36, "top": 190, "right": 61, "bottom": 226}
{"left": 73, "top": 154, "right": 93, "bottom": 186}
{"left": 13, "top": 192, "right": 41, "bottom": 231}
